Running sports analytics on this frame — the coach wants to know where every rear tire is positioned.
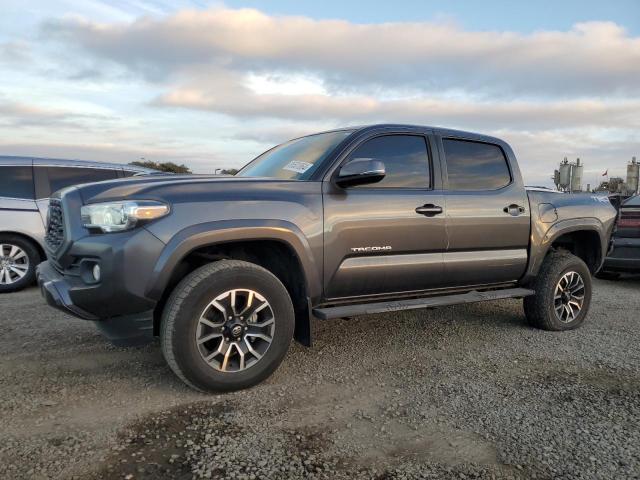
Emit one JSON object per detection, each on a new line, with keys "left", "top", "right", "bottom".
{"left": 523, "top": 251, "right": 592, "bottom": 331}
{"left": 161, "top": 260, "right": 295, "bottom": 392}
{"left": 0, "top": 234, "right": 40, "bottom": 293}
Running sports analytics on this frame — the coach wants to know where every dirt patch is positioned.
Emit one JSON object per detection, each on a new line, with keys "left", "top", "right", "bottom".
{"left": 90, "top": 402, "right": 227, "bottom": 480}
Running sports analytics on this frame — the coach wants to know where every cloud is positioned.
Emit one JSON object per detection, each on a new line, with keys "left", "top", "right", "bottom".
{"left": 39, "top": 6, "right": 640, "bottom": 147}
{"left": 0, "top": 100, "right": 115, "bottom": 129}
{"left": 0, "top": 41, "right": 32, "bottom": 64}
{"left": 497, "top": 129, "right": 640, "bottom": 187}
{"left": 155, "top": 81, "right": 640, "bottom": 131}
{"left": 42, "top": 9, "right": 640, "bottom": 96}
{"left": 1, "top": 5, "right": 634, "bottom": 187}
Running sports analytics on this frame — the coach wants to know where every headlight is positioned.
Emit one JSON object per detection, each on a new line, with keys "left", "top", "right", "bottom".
{"left": 81, "top": 201, "right": 169, "bottom": 233}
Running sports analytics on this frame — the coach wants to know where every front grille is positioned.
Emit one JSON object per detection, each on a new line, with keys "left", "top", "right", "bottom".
{"left": 45, "top": 199, "right": 65, "bottom": 250}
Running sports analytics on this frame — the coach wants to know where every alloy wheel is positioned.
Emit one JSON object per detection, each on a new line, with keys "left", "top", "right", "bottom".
{"left": 196, "top": 289, "right": 275, "bottom": 372}
{"left": 553, "top": 271, "right": 585, "bottom": 323}
{"left": 0, "top": 244, "right": 29, "bottom": 285}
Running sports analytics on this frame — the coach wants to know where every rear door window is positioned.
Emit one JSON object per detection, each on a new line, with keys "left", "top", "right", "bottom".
{"left": 443, "top": 139, "right": 511, "bottom": 191}
{"left": 45, "top": 167, "right": 118, "bottom": 196}
{"left": 0, "top": 166, "right": 34, "bottom": 199}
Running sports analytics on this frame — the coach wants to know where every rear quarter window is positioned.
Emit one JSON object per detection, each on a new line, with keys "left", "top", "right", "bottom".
{"left": 443, "top": 139, "right": 511, "bottom": 191}
{"left": 0, "top": 165, "right": 34, "bottom": 199}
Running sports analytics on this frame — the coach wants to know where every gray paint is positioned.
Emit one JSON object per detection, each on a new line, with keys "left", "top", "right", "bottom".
{"left": 36, "top": 124, "right": 617, "bottom": 329}
{"left": 524, "top": 190, "right": 616, "bottom": 280}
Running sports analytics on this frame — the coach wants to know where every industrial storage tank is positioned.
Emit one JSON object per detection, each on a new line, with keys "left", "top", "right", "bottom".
{"left": 571, "top": 158, "right": 584, "bottom": 192}
{"left": 553, "top": 157, "right": 587, "bottom": 192}
{"left": 559, "top": 159, "right": 572, "bottom": 189}
{"left": 628, "top": 157, "right": 639, "bottom": 195}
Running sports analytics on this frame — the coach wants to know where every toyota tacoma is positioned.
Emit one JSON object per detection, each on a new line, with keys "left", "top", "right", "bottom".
{"left": 37, "top": 125, "right": 617, "bottom": 392}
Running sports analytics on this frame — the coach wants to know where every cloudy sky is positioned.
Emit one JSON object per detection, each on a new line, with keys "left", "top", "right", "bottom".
{"left": 1, "top": 0, "right": 639, "bottom": 186}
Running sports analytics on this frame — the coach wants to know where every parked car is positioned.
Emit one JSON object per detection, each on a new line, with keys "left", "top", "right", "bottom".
{"left": 36, "top": 124, "right": 617, "bottom": 392}
{"left": 0, "top": 156, "right": 158, "bottom": 292}
{"left": 600, "top": 194, "right": 640, "bottom": 276}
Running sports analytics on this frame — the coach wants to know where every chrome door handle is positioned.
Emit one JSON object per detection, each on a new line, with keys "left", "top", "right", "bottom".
{"left": 415, "top": 204, "right": 443, "bottom": 216}
{"left": 503, "top": 204, "right": 525, "bottom": 216}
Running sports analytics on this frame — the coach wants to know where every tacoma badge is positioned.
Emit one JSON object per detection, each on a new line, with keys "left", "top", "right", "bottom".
{"left": 350, "top": 246, "right": 392, "bottom": 253}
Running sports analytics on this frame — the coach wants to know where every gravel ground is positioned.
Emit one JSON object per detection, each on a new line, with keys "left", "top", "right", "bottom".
{"left": 0, "top": 277, "right": 639, "bottom": 480}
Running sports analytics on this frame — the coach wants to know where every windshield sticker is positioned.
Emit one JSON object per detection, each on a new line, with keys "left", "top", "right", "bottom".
{"left": 283, "top": 161, "right": 313, "bottom": 174}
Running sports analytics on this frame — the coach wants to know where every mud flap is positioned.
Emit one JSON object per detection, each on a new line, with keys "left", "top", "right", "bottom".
{"left": 293, "top": 297, "right": 314, "bottom": 347}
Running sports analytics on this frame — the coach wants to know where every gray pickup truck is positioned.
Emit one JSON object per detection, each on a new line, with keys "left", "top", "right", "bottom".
{"left": 37, "top": 124, "right": 616, "bottom": 392}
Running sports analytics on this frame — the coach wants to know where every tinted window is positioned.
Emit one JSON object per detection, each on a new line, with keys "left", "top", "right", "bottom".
{"left": 0, "top": 166, "right": 34, "bottom": 199}
{"left": 347, "top": 135, "right": 430, "bottom": 188}
{"left": 443, "top": 139, "right": 511, "bottom": 191}
{"left": 47, "top": 167, "right": 118, "bottom": 195}
{"left": 238, "top": 130, "right": 354, "bottom": 180}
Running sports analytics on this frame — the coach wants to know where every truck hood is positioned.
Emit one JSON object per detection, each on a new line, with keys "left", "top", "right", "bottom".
{"left": 70, "top": 175, "right": 302, "bottom": 204}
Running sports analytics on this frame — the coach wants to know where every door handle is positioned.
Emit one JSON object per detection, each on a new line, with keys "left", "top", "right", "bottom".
{"left": 415, "top": 204, "right": 443, "bottom": 216}
{"left": 503, "top": 204, "right": 526, "bottom": 216}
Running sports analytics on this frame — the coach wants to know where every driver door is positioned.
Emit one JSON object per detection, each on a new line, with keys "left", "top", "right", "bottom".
{"left": 322, "top": 132, "right": 447, "bottom": 300}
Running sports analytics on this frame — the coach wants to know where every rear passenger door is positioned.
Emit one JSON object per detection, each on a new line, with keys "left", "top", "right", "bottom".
{"left": 439, "top": 137, "right": 530, "bottom": 287}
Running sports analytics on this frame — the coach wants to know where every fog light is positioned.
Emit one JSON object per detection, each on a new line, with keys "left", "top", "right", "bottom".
{"left": 92, "top": 264, "right": 101, "bottom": 282}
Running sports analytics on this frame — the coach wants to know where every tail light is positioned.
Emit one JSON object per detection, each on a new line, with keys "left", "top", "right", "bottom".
{"left": 618, "top": 208, "right": 640, "bottom": 229}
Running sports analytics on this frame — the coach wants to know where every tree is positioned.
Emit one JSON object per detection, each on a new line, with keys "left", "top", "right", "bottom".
{"left": 130, "top": 160, "right": 191, "bottom": 174}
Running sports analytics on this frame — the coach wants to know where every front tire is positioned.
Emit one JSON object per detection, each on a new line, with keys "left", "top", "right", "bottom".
{"left": 523, "top": 251, "right": 592, "bottom": 331}
{"left": 0, "top": 234, "right": 40, "bottom": 293}
{"left": 160, "top": 260, "right": 295, "bottom": 392}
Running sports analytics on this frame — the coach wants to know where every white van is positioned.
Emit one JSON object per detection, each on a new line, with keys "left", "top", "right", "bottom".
{"left": 0, "top": 156, "right": 158, "bottom": 292}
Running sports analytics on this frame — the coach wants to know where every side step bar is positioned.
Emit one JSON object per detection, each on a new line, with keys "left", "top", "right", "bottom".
{"left": 313, "top": 287, "right": 535, "bottom": 320}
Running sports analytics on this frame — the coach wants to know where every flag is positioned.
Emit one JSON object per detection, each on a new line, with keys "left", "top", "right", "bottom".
{"left": 602, "top": 170, "right": 608, "bottom": 176}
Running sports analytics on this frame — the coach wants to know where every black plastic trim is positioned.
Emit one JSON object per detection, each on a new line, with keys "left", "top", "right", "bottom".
{"left": 313, "top": 287, "right": 535, "bottom": 320}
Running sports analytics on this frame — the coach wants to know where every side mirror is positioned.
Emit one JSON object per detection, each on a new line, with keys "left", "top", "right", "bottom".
{"left": 335, "top": 158, "right": 386, "bottom": 188}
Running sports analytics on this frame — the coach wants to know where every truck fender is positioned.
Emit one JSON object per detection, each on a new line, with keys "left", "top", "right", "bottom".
{"left": 525, "top": 217, "right": 605, "bottom": 279}
{"left": 144, "top": 219, "right": 322, "bottom": 305}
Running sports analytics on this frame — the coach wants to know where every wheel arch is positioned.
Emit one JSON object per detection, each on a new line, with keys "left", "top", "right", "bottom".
{"left": 147, "top": 220, "right": 321, "bottom": 346}
{"left": 525, "top": 219, "right": 606, "bottom": 282}
{"left": 0, "top": 230, "right": 45, "bottom": 262}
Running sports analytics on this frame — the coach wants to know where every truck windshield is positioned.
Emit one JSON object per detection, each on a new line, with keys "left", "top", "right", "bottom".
{"left": 237, "top": 130, "right": 354, "bottom": 180}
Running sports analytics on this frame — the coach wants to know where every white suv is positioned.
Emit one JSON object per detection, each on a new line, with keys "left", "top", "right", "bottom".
{"left": 0, "top": 156, "right": 158, "bottom": 292}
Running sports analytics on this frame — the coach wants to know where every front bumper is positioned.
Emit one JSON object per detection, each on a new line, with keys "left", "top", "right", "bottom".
{"left": 602, "top": 236, "right": 640, "bottom": 272}
{"left": 37, "top": 258, "right": 157, "bottom": 346}
{"left": 40, "top": 222, "right": 165, "bottom": 317}
{"left": 37, "top": 260, "right": 98, "bottom": 320}
{"left": 37, "top": 217, "right": 166, "bottom": 346}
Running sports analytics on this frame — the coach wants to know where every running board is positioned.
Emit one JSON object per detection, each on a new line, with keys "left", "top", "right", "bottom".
{"left": 313, "top": 288, "right": 535, "bottom": 320}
